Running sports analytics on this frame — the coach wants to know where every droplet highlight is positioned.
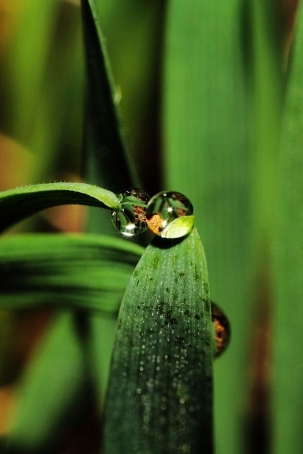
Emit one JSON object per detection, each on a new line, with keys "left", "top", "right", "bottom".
{"left": 146, "top": 191, "right": 194, "bottom": 237}
{"left": 111, "top": 188, "right": 150, "bottom": 236}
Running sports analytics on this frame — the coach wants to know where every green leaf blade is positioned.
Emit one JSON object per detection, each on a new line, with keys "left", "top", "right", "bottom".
{"left": 0, "top": 233, "right": 143, "bottom": 312}
{"left": 6, "top": 313, "right": 92, "bottom": 453}
{"left": 81, "top": 0, "right": 138, "bottom": 192}
{"left": 104, "top": 228, "right": 213, "bottom": 453}
{"left": 0, "top": 182, "right": 121, "bottom": 233}
{"left": 272, "top": 3, "right": 303, "bottom": 453}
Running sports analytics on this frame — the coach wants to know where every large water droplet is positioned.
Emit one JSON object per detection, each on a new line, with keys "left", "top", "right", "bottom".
{"left": 111, "top": 188, "right": 150, "bottom": 236}
{"left": 146, "top": 191, "right": 194, "bottom": 237}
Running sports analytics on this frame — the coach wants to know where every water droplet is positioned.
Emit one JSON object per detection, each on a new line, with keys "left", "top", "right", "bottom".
{"left": 211, "top": 301, "right": 231, "bottom": 358}
{"left": 146, "top": 191, "right": 194, "bottom": 236}
{"left": 111, "top": 188, "right": 150, "bottom": 236}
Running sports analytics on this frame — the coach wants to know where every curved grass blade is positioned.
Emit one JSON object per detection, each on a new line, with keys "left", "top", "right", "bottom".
{"left": 104, "top": 228, "right": 213, "bottom": 454}
{"left": 0, "top": 233, "right": 143, "bottom": 312}
{"left": 0, "top": 182, "right": 120, "bottom": 233}
{"left": 1, "top": 234, "right": 143, "bottom": 452}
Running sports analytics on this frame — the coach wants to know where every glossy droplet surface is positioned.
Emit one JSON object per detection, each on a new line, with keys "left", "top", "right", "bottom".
{"left": 146, "top": 191, "right": 194, "bottom": 236}
{"left": 211, "top": 301, "right": 231, "bottom": 358}
{"left": 111, "top": 188, "right": 150, "bottom": 236}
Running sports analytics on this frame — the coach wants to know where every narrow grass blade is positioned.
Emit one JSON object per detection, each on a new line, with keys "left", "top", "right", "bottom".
{"left": 104, "top": 228, "right": 213, "bottom": 453}
{"left": 81, "top": 0, "right": 140, "bottom": 235}
{"left": 0, "top": 182, "right": 120, "bottom": 233}
{"left": 2, "top": 1, "right": 61, "bottom": 142}
{"left": 242, "top": 2, "right": 283, "bottom": 451}
{"left": 93, "top": 0, "right": 166, "bottom": 190}
{"left": 272, "top": 3, "right": 303, "bottom": 452}
{"left": 6, "top": 313, "right": 94, "bottom": 453}
{"left": 1, "top": 1, "right": 84, "bottom": 184}
{"left": 162, "top": 0, "right": 283, "bottom": 452}
{"left": 162, "top": 2, "right": 251, "bottom": 452}
{"left": 1, "top": 233, "right": 143, "bottom": 451}
{"left": 0, "top": 233, "right": 143, "bottom": 312}
{"left": 81, "top": 0, "right": 138, "bottom": 191}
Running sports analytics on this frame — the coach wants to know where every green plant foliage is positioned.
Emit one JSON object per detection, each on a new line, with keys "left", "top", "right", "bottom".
{"left": 81, "top": 0, "right": 139, "bottom": 235}
{"left": 3, "top": 0, "right": 61, "bottom": 142}
{"left": 2, "top": 0, "right": 84, "bottom": 182}
{"left": 162, "top": 0, "right": 285, "bottom": 452}
{"left": 104, "top": 228, "right": 213, "bottom": 453}
{"left": 93, "top": 0, "right": 165, "bottom": 178}
{"left": 6, "top": 313, "right": 97, "bottom": 453}
{"left": 160, "top": 215, "right": 195, "bottom": 239}
{"left": 0, "top": 182, "right": 120, "bottom": 233}
{"left": 2, "top": 233, "right": 143, "bottom": 452}
{"left": 1, "top": 0, "right": 302, "bottom": 452}
{"left": 0, "top": 233, "right": 143, "bottom": 311}
{"left": 162, "top": 1, "right": 251, "bottom": 451}
{"left": 272, "top": 3, "right": 303, "bottom": 453}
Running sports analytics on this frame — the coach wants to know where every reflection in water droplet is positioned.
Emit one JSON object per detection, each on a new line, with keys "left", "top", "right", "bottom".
{"left": 111, "top": 187, "right": 150, "bottom": 236}
{"left": 211, "top": 301, "right": 231, "bottom": 358}
{"left": 146, "top": 190, "right": 194, "bottom": 236}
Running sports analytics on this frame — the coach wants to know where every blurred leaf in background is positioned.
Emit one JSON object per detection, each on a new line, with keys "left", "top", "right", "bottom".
{"left": 0, "top": 0, "right": 84, "bottom": 185}
{"left": 95, "top": 0, "right": 166, "bottom": 193}
{"left": 272, "top": 2, "right": 303, "bottom": 453}
{"left": 0, "top": 1, "right": 91, "bottom": 448}
{"left": 163, "top": 1, "right": 253, "bottom": 452}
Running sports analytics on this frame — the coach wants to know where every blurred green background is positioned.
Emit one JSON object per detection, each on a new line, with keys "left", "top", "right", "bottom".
{"left": 0, "top": 0, "right": 302, "bottom": 453}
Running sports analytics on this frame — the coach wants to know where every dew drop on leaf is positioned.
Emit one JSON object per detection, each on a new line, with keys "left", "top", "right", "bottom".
{"left": 146, "top": 191, "right": 194, "bottom": 237}
{"left": 211, "top": 301, "right": 231, "bottom": 358}
{"left": 111, "top": 188, "right": 150, "bottom": 236}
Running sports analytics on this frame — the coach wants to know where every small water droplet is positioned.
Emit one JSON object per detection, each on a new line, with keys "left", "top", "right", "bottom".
{"left": 146, "top": 190, "right": 193, "bottom": 236}
{"left": 111, "top": 187, "right": 150, "bottom": 236}
{"left": 211, "top": 301, "right": 231, "bottom": 358}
